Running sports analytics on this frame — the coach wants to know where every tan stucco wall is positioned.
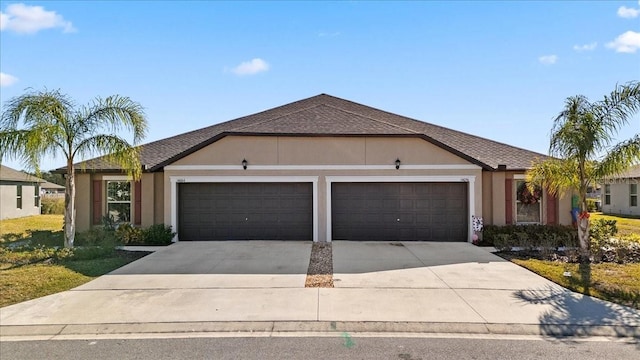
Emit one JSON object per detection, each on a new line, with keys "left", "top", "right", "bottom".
{"left": 141, "top": 173, "right": 155, "bottom": 227}
{"left": 490, "top": 172, "right": 507, "bottom": 226}
{"left": 153, "top": 172, "right": 164, "bottom": 225}
{"left": 0, "top": 183, "right": 40, "bottom": 220}
{"left": 602, "top": 181, "right": 639, "bottom": 216}
{"left": 75, "top": 174, "right": 91, "bottom": 231}
{"left": 173, "top": 136, "right": 471, "bottom": 166}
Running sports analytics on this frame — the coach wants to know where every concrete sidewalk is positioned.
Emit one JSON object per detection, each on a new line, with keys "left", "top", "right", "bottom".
{"left": 1, "top": 242, "right": 639, "bottom": 340}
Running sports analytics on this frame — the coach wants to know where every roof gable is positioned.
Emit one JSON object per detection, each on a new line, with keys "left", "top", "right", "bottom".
{"left": 0, "top": 165, "right": 45, "bottom": 183}
{"left": 75, "top": 94, "right": 547, "bottom": 172}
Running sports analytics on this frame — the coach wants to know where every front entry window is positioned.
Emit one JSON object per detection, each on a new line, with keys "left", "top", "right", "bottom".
{"left": 516, "top": 180, "right": 542, "bottom": 224}
{"left": 107, "top": 181, "right": 131, "bottom": 222}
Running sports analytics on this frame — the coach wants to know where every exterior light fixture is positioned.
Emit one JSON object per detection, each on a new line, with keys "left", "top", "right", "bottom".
{"left": 242, "top": 159, "right": 248, "bottom": 170}
{"left": 395, "top": 158, "right": 401, "bottom": 170}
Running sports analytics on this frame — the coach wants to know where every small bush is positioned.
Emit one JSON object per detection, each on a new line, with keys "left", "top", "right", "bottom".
{"left": 142, "top": 224, "right": 175, "bottom": 245}
{"left": 41, "top": 197, "right": 64, "bottom": 215}
{"left": 115, "top": 223, "right": 144, "bottom": 245}
{"left": 482, "top": 224, "right": 578, "bottom": 249}
{"left": 75, "top": 227, "right": 117, "bottom": 247}
{"left": 586, "top": 199, "right": 598, "bottom": 212}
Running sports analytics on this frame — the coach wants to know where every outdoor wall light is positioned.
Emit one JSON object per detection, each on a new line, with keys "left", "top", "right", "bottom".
{"left": 395, "top": 158, "right": 401, "bottom": 170}
{"left": 242, "top": 159, "right": 248, "bottom": 170}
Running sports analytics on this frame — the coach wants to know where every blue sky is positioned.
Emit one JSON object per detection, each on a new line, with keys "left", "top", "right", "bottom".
{"left": 1, "top": 1, "right": 639, "bottom": 172}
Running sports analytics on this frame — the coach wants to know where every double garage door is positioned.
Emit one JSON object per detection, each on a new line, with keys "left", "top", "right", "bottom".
{"left": 178, "top": 182, "right": 467, "bottom": 242}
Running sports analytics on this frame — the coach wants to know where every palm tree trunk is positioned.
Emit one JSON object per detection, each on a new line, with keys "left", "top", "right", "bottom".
{"left": 64, "top": 162, "right": 76, "bottom": 248}
{"left": 577, "top": 216, "right": 590, "bottom": 261}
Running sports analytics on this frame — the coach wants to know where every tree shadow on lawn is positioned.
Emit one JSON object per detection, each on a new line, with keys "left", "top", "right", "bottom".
{"left": 513, "top": 262, "right": 640, "bottom": 339}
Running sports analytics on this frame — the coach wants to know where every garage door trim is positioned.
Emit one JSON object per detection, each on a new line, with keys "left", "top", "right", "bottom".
{"left": 170, "top": 176, "right": 319, "bottom": 242}
{"left": 326, "top": 176, "right": 475, "bottom": 243}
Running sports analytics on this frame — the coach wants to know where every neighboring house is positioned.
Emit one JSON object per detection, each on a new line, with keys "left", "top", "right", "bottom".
{"left": 601, "top": 165, "right": 640, "bottom": 216}
{"left": 67, "top": 94, "right": 572, "bottom": 242}
{"left": 0, "top": 165, "right": 44, "bottom": 220}
{"left": 40, "top": 181, "right": 65, "bottom": 197}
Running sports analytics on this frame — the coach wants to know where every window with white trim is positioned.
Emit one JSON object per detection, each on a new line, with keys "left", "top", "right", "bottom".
{"left": 107, "top": 181, "right": 131, "bottom": 223}
{"left": 604, "top": 184, "right": 611, "bottom": 205}
{"left": 515, "top": 180, "right": 542, "bottom": 224}
{"left": 631, "top": 183, "right": 638, "bottom": 207}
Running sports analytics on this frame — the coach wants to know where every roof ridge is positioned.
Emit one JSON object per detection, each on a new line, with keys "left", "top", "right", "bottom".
{"left": 321, "top": 103, "right": 421, "bottom": 134}
{"left": 330, "top": 95, "right": 548, "bottom": 157}
{"left": 230, "top": 103, "right": 325, "bottom": 132}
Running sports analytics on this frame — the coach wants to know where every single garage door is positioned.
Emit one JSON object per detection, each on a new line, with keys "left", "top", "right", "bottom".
{"left": 178, "top": 183, "right": 312, "bottom": 241}
{"left": 332, "top": 182, "right": 468, "bottom": 241}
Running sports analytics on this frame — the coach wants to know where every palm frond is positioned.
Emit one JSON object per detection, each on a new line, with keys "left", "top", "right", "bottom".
{"left": 596, "top": 134, "right": 640, "bottom": 178}
{"left": 526, "top": 157, "right": 580, "bottom": 197}
{"left": 74, "top": 134, "right": 143, "bottom": 180}
{"left": 78, "top": 95, "right": 148, "bottom": 145}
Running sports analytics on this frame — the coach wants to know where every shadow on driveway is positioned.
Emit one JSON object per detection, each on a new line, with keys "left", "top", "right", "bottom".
{"left": 513, "top": 284, "right": 640, "bottom": 338}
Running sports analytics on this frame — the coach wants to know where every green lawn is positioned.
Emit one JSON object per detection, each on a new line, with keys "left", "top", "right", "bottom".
{"left": 508, "top": 257, "right": 640, "bottom": 309}
{"left": 0, "top": 254, "right": 145, "bottom": 307}
{"left": 590, "top": 212, "right": 640, "bottom": 237}
{"left": 0, "top": 215, "right": 64, "bottom": 242}
{"left": 0, "top": 214, "right": 147, "bottom": 308}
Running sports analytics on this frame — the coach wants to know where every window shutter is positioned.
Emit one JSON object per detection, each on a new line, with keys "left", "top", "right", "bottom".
{"left": 134, "top": 181, "right": 142, "bottom": 225}
{"left": 505, "top": 179, "right": 513, "bottom": 224}
{"left": 92, "top": 180, "right": 102, "bottom": 225}
{"left": 546, "top": 190, "right": 557, "bottom": 224}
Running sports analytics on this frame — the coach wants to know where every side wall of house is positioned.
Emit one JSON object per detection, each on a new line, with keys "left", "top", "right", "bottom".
{"left": 0, "top": 182, "right": 40, "bottom": 220}
{"left": 602, "top": 181, "right": 639, "bottom": 216}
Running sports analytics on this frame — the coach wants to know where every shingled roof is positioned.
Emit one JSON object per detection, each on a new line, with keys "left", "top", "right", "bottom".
{"left": 0, "top": 165, "right": 45, "bottom": 183}
{"left": 79, "top": 94, "right": 547, "bottom": 172}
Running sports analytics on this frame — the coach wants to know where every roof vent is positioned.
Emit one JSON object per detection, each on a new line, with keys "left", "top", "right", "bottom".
{"left": 497, "top": 164, "right": 507, "bottom": 170}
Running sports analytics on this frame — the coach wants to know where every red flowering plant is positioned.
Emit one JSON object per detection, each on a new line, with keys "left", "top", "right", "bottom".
{"left": 517, "top": 182, "right": 542, "bottom": 205}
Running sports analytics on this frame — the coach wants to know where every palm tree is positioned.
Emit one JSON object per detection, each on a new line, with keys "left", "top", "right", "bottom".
{"left": 0, "top": 89, "right": 148, "bottom": 247}
{"left": 527, "top": 82, "right": 640, "bottom": 261}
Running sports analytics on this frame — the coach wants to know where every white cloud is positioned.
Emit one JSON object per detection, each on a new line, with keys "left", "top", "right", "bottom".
{"left": 0, "top": 3, "right": 75, "bottom": 34}
{"left": 231, "top": 58, "right": 270, "bottom": 76}
{"left": 318, "top": 31, "right": 341, "bottom": 37}
{"left": 0, "top": 72, "right": 19, "bottom": 87}
{"left": 572, "top": 42, "right": 597, "bottom": 52}
{"left": 538, "top": 55, "right": 557, "bottom": 65}
{"left": 606, "top": 30, "right": 640, "bottom": 53}
{"left": 617, "top": 6, "right": 640, "bottom": 18}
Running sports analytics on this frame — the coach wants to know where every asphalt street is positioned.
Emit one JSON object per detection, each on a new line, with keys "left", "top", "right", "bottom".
{"left": 2, "top": 336, "right": 639, "bottom": 360}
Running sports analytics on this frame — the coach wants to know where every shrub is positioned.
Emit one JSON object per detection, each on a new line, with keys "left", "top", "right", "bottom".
{"left": 142, "top": 224, "right": 175, "bottom": 245}
{"left": 75, "top": 227, "right": 117, "bottom": 247}
{"left": 482, "top": 224, "right": 577, "bottom": 249}
{"left": 586, "top": 198, "right": 598, "bottom": 212}
{"left": 40, "top": 197, "right": 64, "bottom": 214}
{"left": 115, "top": 223, "right": 144, "bottom": 245}
{"left": 590, "top": 218, "right": 618, "bottom": 260}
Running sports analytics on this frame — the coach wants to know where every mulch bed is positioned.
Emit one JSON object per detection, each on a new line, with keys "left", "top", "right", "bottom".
{"left": 305, "top": 242, "right": 333, "bottom": 288}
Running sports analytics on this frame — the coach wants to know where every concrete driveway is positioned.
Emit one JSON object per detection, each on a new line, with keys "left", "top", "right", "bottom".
{"left": 1, "top": 241, "right": 639, "bottom": 338}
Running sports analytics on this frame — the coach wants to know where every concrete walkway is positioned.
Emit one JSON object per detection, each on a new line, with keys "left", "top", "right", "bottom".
{"left": 1, "top": 241, "right": 639, "bottom": 340}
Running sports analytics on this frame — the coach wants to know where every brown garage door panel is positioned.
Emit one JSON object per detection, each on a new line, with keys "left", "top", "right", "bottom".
{"left": 179, "top": 183, "right": 312, "bottom": 241}
{"left": 332, "top": 182, "right": 468, "bottom": 241}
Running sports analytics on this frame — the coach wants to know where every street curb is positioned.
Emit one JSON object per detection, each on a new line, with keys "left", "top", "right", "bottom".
{"left": 2, "top": 321, "right": 639, "bottom": 339}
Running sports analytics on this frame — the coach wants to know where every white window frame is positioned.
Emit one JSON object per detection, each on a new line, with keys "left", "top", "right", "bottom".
{"left": 604, "top": 184, "right": 611, "bottom": 205}
{"left": 106, "top": 180, "right": 132, "bottom": 223}
{"left": 631, "top": 183, "right": 638, "bottom": 207}
{"left": 514, "top": 175, "right": 542, "bottom": 225}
